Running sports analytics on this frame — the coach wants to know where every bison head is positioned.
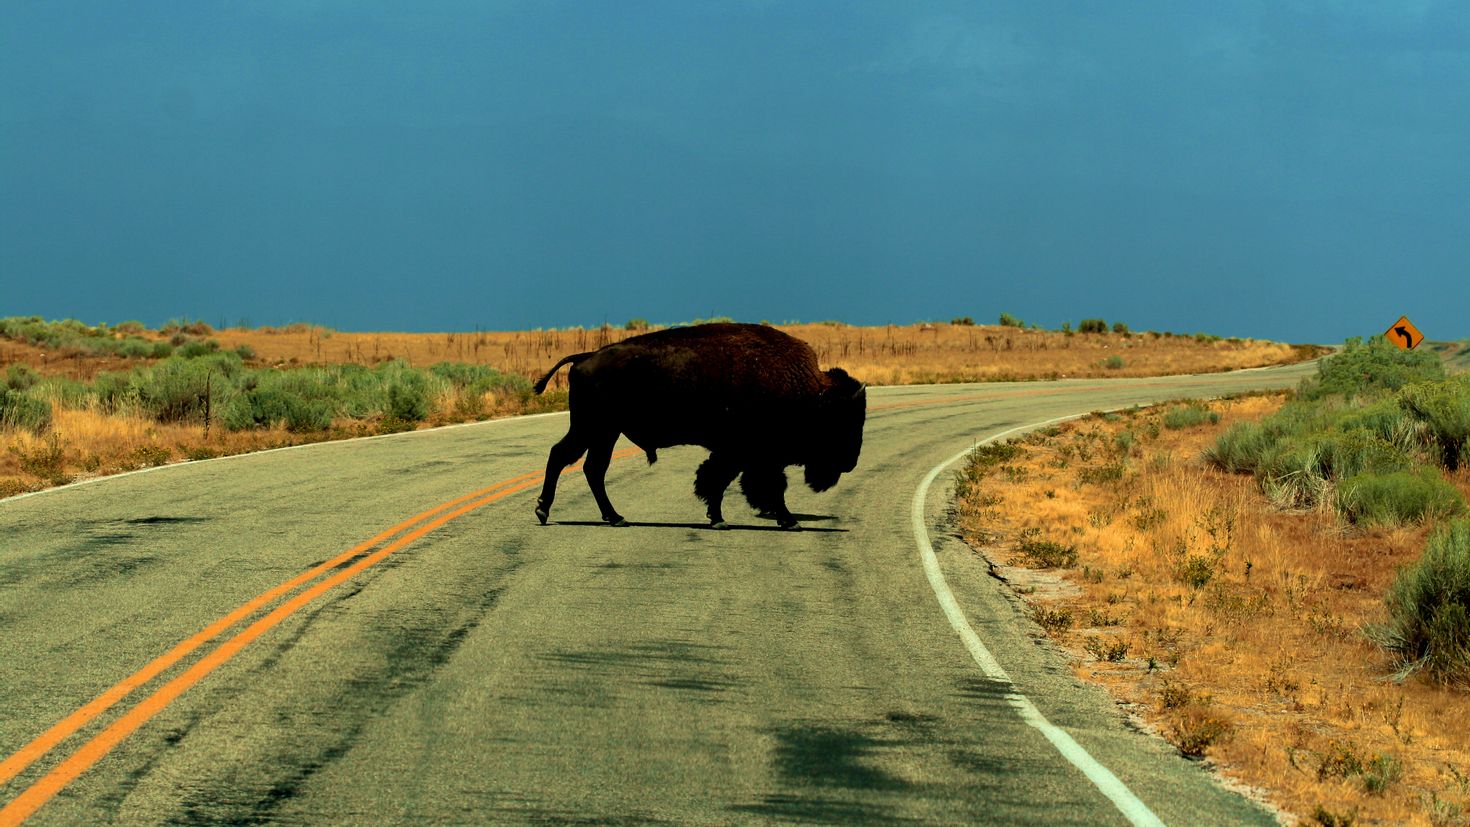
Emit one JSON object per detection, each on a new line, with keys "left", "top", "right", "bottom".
{"left": 803, "top": 368, "right": 867, "bottom": 492}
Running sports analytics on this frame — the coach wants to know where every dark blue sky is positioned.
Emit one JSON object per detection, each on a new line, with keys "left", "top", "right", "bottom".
{"left": 2, "top": 2, "right": 1466, "bottom": 342}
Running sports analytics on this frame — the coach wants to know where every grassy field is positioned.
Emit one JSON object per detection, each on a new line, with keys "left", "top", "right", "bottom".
{"left": 1, "top": 317, "right": 1320, "bottom": 383}
{"left": 206, "top": 320, "right": 1322, "bottom": 386}
{"left": 1, "top": 315, "right": 1321, "bottom": 497}
{"left": 954, "top": 340, "right": 1470, "bottom": 824}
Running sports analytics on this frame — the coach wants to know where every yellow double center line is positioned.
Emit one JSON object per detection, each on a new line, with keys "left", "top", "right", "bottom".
{"left": 0, "top": 449, "right": 639, "bottom": 825}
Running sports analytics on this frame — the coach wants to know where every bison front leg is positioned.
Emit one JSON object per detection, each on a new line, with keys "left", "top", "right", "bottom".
{"left": 694, "top": 453, "right": 741, "bottom": 529}
{"left": 740, "top": 467, "right": 799, "bottom": 529}
{"left": 536, "top": 430, "right": 587, "bottom": 525}
{"left": 583, "top": 432, "right": 627, "bottom": 527}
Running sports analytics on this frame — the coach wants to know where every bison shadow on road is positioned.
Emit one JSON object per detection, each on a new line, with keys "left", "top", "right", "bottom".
{"left": 545, "top": 515, "right": 846, "bottom": 533}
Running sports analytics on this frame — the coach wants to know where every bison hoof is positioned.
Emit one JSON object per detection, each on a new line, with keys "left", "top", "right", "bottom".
{"left": 710, "top": 520, "right": 730, "bottom": 531}
{"left": 534, "top": 502, "right": 550, "bottom": 525}
{"left": 778, "top": 519, "right": 800, "bottom": 530}
{"left": 607, "top": 516, "right": 629, "bottom": 527}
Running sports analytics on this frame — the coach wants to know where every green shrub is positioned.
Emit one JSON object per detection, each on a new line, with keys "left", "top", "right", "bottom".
{"left": 92, "top": 372, "right": 134, "bottom": 413}
{"left": 1362, "top": 753, "right": 1403, "bottom": 796}
{"left": 1373, "top": 519, "right": 1470, "bottom": 686}
{"left": 429, "top": 361, "right": 497, "bottom": 388}
{"left": 118, "top": 337, "right": 155, "bottom": 358}
{"left": 0, "top": 389, "right": 52, "bottom": 434}
{"left": 0, "top": 315, "right": 163, "bottom": 358}
{"left": 624, "top": 318, "right": 650, "bottom": 331}
{"left": 954, "top": 441, "right": 1023, "bottom": 499}
{"left": 1398, "top": 378, "right": 1470, "bottom": 470}
{"left": 223, "top": 388, "right": 332, "bottom": 432}
{"left": 1258, "top": 434, "right": 1334, "bottom": 508}
{"left": 998, "top": 312, "right": 1024, "bottom": 328}
{"left": 1078, "top": 319, "right": 1108, "bottom": 334}
{"left": 176, "top": 339, "right": 221, "bottom": 358}
{"left": 220, "top": 393, "right": 261, "bottom": 430}
{"left": 336, "top": 364, "right": 386, "bottom": 418}
{"left": 1336, "top": 398, "right": 1420, "bottom": 453}
{"left": 8, "top": 432, "right": 67, "bottom": 479}
{"left": 951, "top": 316, "right": 975, "bottom": 326}
{"left": 1206, "top": 421, "right": 1270, "bottom": 473}
{"left": 1079, "top": 462, "right": 1126, "bottom": 485}
{"left": 1337, "top": 470, "right": 1465, "bottom": 527}
{"left": 1112, "top": 321, "right": 1129, "bottom": 334}
{"left": 1206, "top": 397, "right": 1421, "bottom": 498}
{"left": 1102, "top": 355, "right": 1125, "bottom": 370}
{"left": 5, "top": 364, "right": 39, "bottom": 391}
{"left": 1175, "top": 553, "right": 1218, "bottom": 589}
{"left": 967, "top": 441, "right": 1021, "bottom": 472}
{"left": 129, "top": 354, "right": 242, "bottom": 423}
{"left": 1326, "top": 430, "right": 1416, "bottom": 480}
{"left": 1030, "top": 605, "right": 1073, "bottom": 634}
{"left": 32, "top": 377, "right": 90, "bottom": 410}
{"left": 280, "top": 396, "right": 333, "bottom": 434}
{"left": 387, "top": 371, "right": 431, "bottom": 422}
{"left": 1164, "top": 405, "right": 1220, "bottom": 429}
{"left": 428, "top": 362, "right": 528, "bottom": 400}
{"left": 1019, "top": 539, "right": 1078, "bottom": 568}
{"left": 163, "top": 318, "right": 213, "bottom": 337}
{"left": 222, "top": 366, "right": 356, "bottom": 431}
{"left": 1300, "top": 336, "right": 1443, "bottom": 401}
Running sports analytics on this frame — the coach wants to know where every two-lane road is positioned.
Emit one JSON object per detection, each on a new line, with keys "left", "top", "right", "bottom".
{"left": 0, "top": 364, "right": 1314, "bottom": 824}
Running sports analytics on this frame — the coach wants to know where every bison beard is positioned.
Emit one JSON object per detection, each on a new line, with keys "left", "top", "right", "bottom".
{"left": 530, "top": 323, "right": 866, "bottom": 530}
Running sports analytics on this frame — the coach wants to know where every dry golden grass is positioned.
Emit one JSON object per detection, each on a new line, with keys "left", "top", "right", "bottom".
{"left": 3, "top": 320, "right": 1318, "bottom": 385}
{"left": 0, "top": 403, "right": 345, "bottom": 498}
{"left": 781, "top": 323, "right": 1317, "bottom": 385}
{"left": 957, "top": 398, "right": 1470, "bottom": 825}
{"left": 206, "top": 322, "right": 1318, "bottom": 387}
{"left": 0, "top": 390, "right": 564, "bottom": 499}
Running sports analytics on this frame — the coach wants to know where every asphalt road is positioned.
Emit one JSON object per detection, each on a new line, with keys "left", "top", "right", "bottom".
{"left": 0, "top": 364, "right": 1317, "bottom": 825}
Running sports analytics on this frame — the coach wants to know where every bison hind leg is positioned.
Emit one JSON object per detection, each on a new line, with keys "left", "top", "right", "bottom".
{"left": 584, "top": 433, "right": 628, "bottom": 527}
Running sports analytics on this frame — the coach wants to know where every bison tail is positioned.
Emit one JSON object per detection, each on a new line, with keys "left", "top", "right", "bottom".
{"left": 532, "top": 351, "right": 595, "bottom": 394}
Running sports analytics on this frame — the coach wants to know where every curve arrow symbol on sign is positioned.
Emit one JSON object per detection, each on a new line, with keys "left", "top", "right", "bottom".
{"left": 1394, "top": 326, "right": 1414, "bottom": 347}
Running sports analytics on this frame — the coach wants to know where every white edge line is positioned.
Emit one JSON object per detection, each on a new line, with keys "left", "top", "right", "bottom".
{"left": 0, "top": 410, "right": 569, "bottom": 507}
{"left": 912, "top": 410, "right": 1167, "bottom": 827}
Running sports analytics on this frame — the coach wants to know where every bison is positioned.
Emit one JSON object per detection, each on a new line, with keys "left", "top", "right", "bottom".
{"left": 530, "top": 323, "right": 866, "bottom": 529}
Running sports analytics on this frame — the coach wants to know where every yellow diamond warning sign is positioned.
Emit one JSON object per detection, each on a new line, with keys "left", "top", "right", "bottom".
{"left": 1384, "top": 315, "right": 1424, "bottom": 350}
